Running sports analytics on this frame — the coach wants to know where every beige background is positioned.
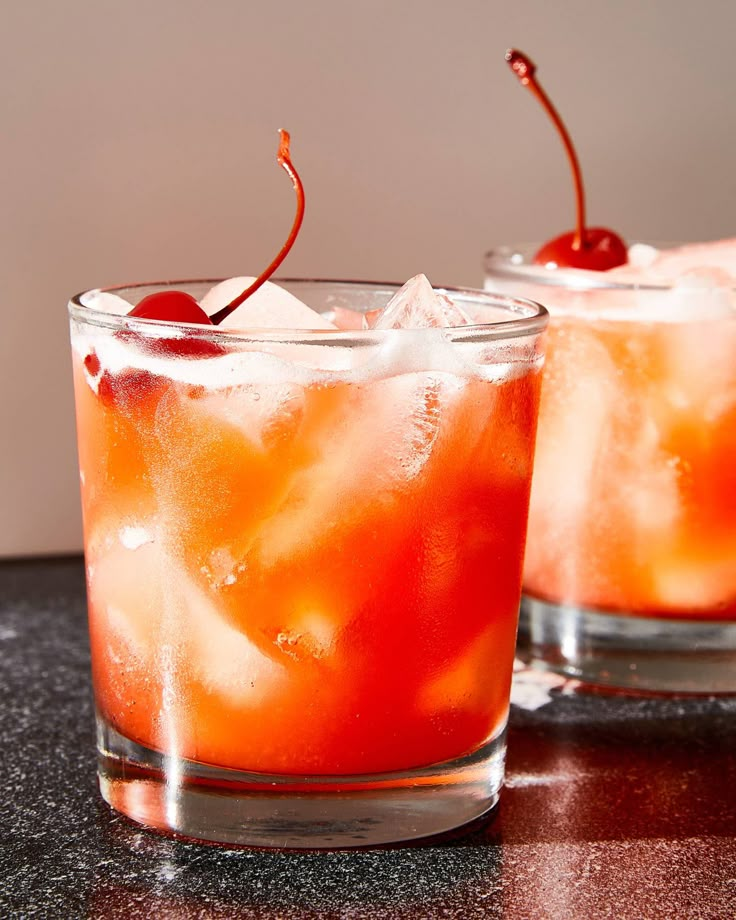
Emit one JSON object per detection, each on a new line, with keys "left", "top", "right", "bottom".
{"left": 1, "top": 0, "right": 735, "bottom": 556}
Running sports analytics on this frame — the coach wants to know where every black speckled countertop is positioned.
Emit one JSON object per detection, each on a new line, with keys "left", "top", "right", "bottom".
{"left": 1, "top": 557, "right": 735, "bottom": 919}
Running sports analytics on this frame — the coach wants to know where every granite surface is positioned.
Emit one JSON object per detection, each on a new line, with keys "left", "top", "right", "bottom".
{"left": 1, "top": 556, "right": 735, "bottom": 919}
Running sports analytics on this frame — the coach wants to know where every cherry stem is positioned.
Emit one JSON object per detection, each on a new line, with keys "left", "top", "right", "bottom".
{"left": 209, "top": 129, "right": 306, "bottom": 325}
{"left": 506, "top": 49, "right": 586, "bottom": 251}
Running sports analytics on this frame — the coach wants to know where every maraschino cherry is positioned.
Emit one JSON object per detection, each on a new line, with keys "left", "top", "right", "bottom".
{"left": 128, "top": 290, "right": 210, "bottom": 324}
{"left": 126, "top": 128, "right": 305, "bottom": 327}
{"left": 506, "top": 49, "right": 627, "bottom": 271}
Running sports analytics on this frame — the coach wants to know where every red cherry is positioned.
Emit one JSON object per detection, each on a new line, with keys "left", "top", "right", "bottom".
{"left": 506, "top": 49, "right": 627, "bottom": 271}
{"left": 97, "top": 367, "right": 168, "bottom": 409}
{"left": 82, "top": 348, "right": 167, "bottom": 409}
{"left": 128, "top": 290, "right": 213, "bottom": 325}
{"left": 110, "top": 129, "right": 306, "bottom": 384}
{"left": 83, "top": 351, "right": 101, "bottom": 377}
{"left": 123, "top": 290, "right": 224, "bottom": 359}
{"left": 534, "top": 228, "right": 629, "bottom": 270}
{"left": 148, "top": 336, "right": 226, "bottom": 359}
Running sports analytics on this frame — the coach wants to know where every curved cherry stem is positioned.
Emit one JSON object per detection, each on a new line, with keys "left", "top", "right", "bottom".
{"left": 506, "top": 49, "right": 586, "bottom": 251}
{"left": 209, "top": 129, "right": 306, "bottom": 325}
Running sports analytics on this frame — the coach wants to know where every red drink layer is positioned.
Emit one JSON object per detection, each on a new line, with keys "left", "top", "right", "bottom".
{"left": 71, "top": 280, "right": 544, "bottom": 776}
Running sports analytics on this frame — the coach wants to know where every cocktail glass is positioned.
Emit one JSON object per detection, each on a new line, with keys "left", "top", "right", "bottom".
{"left": 485, "top": 245, "right": 736, "bottom": 694}
{"left": 69, "top": 278, "right": 547, "bottom": 847}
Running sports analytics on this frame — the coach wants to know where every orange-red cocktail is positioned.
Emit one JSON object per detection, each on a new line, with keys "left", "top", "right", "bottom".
{"left": 70, "top": 277, "right": 547, "bottom": 845}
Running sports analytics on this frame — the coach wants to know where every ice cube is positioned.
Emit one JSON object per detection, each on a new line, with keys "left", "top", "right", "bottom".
{"left": 200, "top": 277, "right": 336, "bottom": 331}
{"left": 186, "top": 379, "right": 306, "bottom": 452}
{"left": 330, "top": 306, "right": 366, "bottom": 330}
{"left": 88, "top": 534, "right": 283, "bottom": 703}
{"left": 625, "top": 243, "right": 659, "bottom": 270}
{"left": 646, "top": 238, "right": 736, "bottom": 284}
{"left": 617, "top": 443, "right": 681, "bottom": 539}
{"left": 653, "top": 554, "right": 736, "bottom": 611}
{"left": 658, "top": 317, "right": 736, "bottom": 417}
{"left": 667, "top": 272, "right": 735, "bottom": 320}
{"left": 396, "top": 375, "right": 445, "bottom": 478}
{"left": 82, "top": 290, "right": 134, "bottom": 315}
{"left": 184, "top": 569, "right": 285, "bottom": 702}
{"left": 371, "top": 274, "right": 472, "bottom": 330}
{"left": 256, "top": 371, "right": 463, "bottom": 566}
{"left": 525, "top": 325, "right": 624, "bottom": 588}
{"left": 608, "top": 239, "right": 736, "bottom": 291}
{"left": 328, "top": 306, "right": 384, "bottom": 330}
{"left": 87, "top": 538, "right": 167, "bottom": 660}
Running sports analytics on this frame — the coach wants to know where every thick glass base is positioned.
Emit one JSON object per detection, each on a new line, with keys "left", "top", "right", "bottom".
{"left": 96, "top": 716, "right": 505, "bottom": 848}
{"left": 519, "top": 595, "right": 736, "bottom": 695}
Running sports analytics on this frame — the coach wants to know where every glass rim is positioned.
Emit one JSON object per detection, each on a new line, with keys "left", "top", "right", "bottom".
{"left": 68, "top": 276, "right": 549, "bottom": 342}
{"left": 483, "top": 243, "right": 736, "bottom": 293}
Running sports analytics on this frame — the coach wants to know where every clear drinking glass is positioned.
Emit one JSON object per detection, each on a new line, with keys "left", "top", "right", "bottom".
{"left": 485, "top": 245, "right": 736, "bottom": 694}
{"left": 69, "top": 278, "right": 547, "bottom": 847}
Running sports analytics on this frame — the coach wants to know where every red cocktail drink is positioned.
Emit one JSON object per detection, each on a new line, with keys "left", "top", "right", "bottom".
{"left": 485, "top": 244, "right": 736, "bottom": 693}
{"left": 70, "top": 276, "right": 547, "bottom": 845}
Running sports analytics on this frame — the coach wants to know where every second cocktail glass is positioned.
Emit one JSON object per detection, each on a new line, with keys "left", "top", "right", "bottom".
{"left": 485, "top": 246, "right": 736, "bottom": 693}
